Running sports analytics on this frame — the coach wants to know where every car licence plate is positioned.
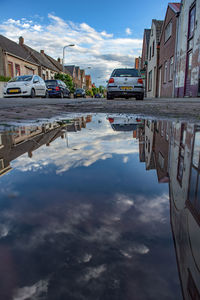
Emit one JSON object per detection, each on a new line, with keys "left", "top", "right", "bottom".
{"left": 77, "top": 94, "right": 81, "bottom": 96}
{"left": 120, "top": 86, "right": 133, "bottom": 90}
{"left": 48, "top": 89, "right": 52, "bottom": 91}
{"left": 9, "top": 89, "right": 19, "bottom": 93}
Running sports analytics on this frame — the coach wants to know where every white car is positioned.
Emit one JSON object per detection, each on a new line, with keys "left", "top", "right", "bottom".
{"left": 4, "top": 75, "right": 48, "bottom": 98}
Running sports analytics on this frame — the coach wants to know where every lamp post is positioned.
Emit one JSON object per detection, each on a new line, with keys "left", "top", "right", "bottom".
{"left": 62, "top": 44, "right": 75, "bottom": 72}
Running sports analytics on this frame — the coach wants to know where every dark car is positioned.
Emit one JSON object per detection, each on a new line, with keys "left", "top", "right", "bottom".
{"left": 74, "top": 88, "right": 86, "bottom": 98}
{"left": 45, "top": 80, "right": 70, "bottom": 98}
{"left": 95, "top": 93, "right": 101, "bottom": 98}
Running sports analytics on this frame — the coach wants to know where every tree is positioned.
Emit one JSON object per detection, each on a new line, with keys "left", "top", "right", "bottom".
{"left": 92, "top": 86, "right": 99, "bottom": 96}
{"left": 86, "top": 89, "right": 93, "bottom": 97}
{"left": 55, "top": 73, "right": 75, "bottom": 93}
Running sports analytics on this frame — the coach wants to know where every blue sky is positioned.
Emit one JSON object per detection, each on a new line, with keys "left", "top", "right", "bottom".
{"left": 0, "top": 0, "right": 180, "bottom": 85}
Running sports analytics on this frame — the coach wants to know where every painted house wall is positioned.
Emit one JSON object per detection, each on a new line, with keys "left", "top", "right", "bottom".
{"left": 159, "top": 7, "right": 178, "bottom": 98}
{"left": 4, "top": 53, "right": 38, "bottom": 77}
{"left": 147, "top": 23, "right": 158, "bottom": 98}
{"left": 175, "top": 0, "right": 200, "bottom": 97}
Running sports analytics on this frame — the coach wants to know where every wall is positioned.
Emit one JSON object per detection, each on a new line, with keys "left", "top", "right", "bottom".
{"left": 147, "top": 22, "right": 158, "bottom": 98}
{"left": 4, "top": 53, "right": 39, "bottom": 77}
{"left": 0, "top": 82, "right": 4, "bottom": 97}
{"left": 0, "top": 48, "right": 4, "bottom": 76}
{"left": 159, "top": 7, "right": 177, "bottom": 98}
{"left": 175, "top": 0, "right": 200, "bottom": 97}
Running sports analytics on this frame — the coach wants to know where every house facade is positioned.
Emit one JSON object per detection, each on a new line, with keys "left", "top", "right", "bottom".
{"left": 85, "top": 75, "right": 92, "bottom": 90}
{"left": 0, "top": 35, "right": 39, "bottom": 78}
{"left": 80, "top": 69, "right": 86, "bottom": 89}
{"left": 158, "top": 3, "right": 181, "bottom": 98}
{"left": 19, "top": 37, "right": 59, "bottom": 80}
{"left": 141, "top": 29, "right": 151, "bottom": 69}
{"left": 175, "top": 0, "right": 200, "bottom": 97}
{"left": 147, "top": 20, "right": 163, "bottom": 98}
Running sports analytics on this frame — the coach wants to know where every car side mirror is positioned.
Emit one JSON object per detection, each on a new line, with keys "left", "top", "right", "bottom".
{"left": 33, "top": 79, "right": 39, "bottom": 83}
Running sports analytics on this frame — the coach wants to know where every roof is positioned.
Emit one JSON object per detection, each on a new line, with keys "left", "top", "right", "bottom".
{"left": 0, "top": 35, "right": 38, "bottom": 65}
{"left": 22, "top": 45, "right": 59, "bottom": 71}
{"left": 144, "top": 29, "right": 151, "bottom": 46}
{"left": 169, "top": 2, "right": 181, "bottom": 13}
{"left": 64, "top": 65, "right": 76, "bottom": 76}
{"left": 44, "top": 53, "right": 63, "bottom": 72}
{"left": 152, "top": 20, "right": 164, "bottom": 44}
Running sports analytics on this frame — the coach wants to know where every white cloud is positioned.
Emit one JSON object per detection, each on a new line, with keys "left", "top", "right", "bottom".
{"left": 0, "top": 15, "right": 142, "bottom": 86}
{"left": 126, "top": 27, "right": 132, "bottom": 35}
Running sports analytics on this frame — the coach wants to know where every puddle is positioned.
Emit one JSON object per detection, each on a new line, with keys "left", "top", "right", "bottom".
{"left": 0, "top": 113, "right": 199, "bottom": 299}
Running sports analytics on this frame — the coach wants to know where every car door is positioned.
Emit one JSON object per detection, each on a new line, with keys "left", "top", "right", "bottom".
{"left": 33, "top": 76, "right": 41, "bottom": 95}
{"left": 62, "top": 82, "right": 67, "bottom": 97}
{"left": 39, "top": 77, "right": 46, "bottom": 96}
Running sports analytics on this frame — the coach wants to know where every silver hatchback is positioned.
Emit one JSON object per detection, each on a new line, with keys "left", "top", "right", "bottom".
{"left": 107, "top": 68, "right": 144, "bottom": 100}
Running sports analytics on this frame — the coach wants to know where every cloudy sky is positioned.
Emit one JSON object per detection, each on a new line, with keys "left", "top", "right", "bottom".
{"left": 0, "top": 0, "right": 180, "bottom": 86}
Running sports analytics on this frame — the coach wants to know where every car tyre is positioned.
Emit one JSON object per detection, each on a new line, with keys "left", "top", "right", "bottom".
{"left": 43, "top": 91, "right": 48, "bottom": 98}
{"left": 30, "top": 88, "right": 35, "bottom": 98}
{"left": 107, "top": 94, "right": 113, "bottom": 100}
{"left": 136, "top": 94, "right": 144, "bottom": 101}
{"left": 60, "top": 91, "right": 64, "bottom": 98}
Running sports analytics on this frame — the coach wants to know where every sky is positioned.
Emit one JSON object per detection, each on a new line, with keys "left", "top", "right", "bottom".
{"left": 0, "top": 0, "right": 180, "bottom": 86}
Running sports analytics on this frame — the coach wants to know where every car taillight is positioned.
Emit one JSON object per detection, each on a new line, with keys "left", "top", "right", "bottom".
{"left": 136, "top": 118, "right": 141, "bottom": 122}
{"left": 108, "top": 78, "right": 114, "bottom": 84}
{"left": 137, "top": 78, "right": 143, "bottom": 84}
{"left": 55, "top": 86, "right": 60, "bottom": 91}
{"left": 108, "top": 118, "right": 114, "bottom": 123}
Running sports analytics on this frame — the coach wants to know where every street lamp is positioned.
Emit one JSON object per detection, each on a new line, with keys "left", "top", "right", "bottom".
{"left": 62, "top": 44, "right": 75, "bottom": 72}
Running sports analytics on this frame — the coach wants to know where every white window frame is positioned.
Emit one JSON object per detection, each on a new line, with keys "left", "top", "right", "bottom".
{"left": 165, "top": 21, "right": 172, "bottom": 42}
{"left": 164, "top": 61, "right": 168, "bottom": 83}
{"left": 169, "top": 56, "right": 174, "bottom": 81}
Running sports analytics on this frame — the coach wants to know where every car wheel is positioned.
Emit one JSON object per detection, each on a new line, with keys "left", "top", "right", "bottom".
{"left": 30, "top": 89, "right": 35, "bottom": 98}
{"left": 60, "top": 92, "right": 64, "bottom": 98}
{"left": 43, "top": 91, "right": 48, "bottom": 98}
{"left": 107, "top": 94, "right": 113, "bottom": 100}
{"left": 136, "top": 94, "right": 144, "bottom": 101}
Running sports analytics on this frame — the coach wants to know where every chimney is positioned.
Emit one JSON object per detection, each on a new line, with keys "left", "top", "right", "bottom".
{"left": 57, "top": 58, "right": 61, "bottom": 63}
{"left": 40, "top": 50, "right": 44, "bottom": 54}
{"left": 19, "top": 36, "right": 24, "bottom": 45}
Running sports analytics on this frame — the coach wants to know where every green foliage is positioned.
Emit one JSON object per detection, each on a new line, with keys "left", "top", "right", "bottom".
{"left": 86, "top": 89, "right": 93, "bottom": 97}
{"left": 0, "top": 75, "right": 11, "bottom": 82}
{"left": 55, "top": 73, "right": 75, "bottom": 93}
{"left": 92, "top": 86, "right": 99, "bottom": 96}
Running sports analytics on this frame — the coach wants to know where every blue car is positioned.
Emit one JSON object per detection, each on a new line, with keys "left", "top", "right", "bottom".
{"left": 45, "top": 79, "right": 70, "bottom": 98}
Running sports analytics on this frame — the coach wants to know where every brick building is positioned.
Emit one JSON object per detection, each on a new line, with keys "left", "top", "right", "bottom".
{"left": 158, "top": 3, "right": 181, "bottom": 98}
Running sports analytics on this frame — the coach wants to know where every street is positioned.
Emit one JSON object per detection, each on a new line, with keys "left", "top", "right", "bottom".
{"left": 1, "top": 96, "right": 200, "bottom": 122}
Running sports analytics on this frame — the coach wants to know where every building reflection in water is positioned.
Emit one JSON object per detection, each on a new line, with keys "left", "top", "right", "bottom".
{"left": 109, "top": 116, "right": 200, "bottom": 299}
{"left": 0, "top": 116, "right": 92, "bottom": 177}
{"left": 0, "top": 115, "right": 200, "bottom": 299}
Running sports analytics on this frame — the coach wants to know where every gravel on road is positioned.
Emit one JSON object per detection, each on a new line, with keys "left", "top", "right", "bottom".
{"left": 0, "top": 97, "right": 200, "bottom": 122}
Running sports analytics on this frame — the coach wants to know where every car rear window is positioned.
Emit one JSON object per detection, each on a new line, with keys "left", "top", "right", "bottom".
{"left": 111, "top": 69, "right": 140, "bottom": 77}
{"left": 45, "top": 80, "right": 57, "bottom": 85}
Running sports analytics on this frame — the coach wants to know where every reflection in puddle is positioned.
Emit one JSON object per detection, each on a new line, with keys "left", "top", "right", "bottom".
{"left": 0, "top": 114, "right": 199, "bottom": 299}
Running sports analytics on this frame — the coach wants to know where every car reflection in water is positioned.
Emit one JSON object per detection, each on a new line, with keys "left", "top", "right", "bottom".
{"left": 0, "top": 114, "right": 199, "bottom": 299}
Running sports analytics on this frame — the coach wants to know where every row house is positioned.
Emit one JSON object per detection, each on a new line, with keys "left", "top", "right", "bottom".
{"left": 85, "top": 74, "right": 92, "bottom": 90}
{"left": 175, "top": 0, "right": 200, "bottom": 97}
{"left": 64, "top": 65, "right": 86, "bottom": 89}
{"left": 19, "top": 37, "right": 59, "bottom": 80}
{"left": 0, "top": 34, "right": 39, "bottom": 77}
{"left": 147, "top": 20, "right": 163, "bottom": 98}
{"left": 142, "top": 1, "right": 200, "bottom": 99}
{"left": 141, "top": 29, "right": 151, "bottom": 96}
{"left": 158, "top": 3, "right": 181, "bottom": 98}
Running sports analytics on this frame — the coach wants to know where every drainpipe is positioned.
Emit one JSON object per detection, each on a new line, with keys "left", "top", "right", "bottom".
{"left": 173, "top": 11, "right": 180, "bottom": 98}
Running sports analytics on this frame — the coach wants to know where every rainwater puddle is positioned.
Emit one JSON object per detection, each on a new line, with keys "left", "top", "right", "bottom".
{"left": 0, "top": 113, "right": 199, "bottom": 300}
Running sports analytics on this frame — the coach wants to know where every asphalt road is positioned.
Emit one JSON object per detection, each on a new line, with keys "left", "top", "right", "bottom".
{"left": 1, "top": 96, "right": 200, "bottom": 122}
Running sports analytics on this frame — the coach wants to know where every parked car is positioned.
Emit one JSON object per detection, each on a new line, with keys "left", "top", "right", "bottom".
{"left": 95, "top": 93, "right": 101, "bottom": 98}
{"left": 45, "top": 79, "right": 70, "bottom": 98}
{"left": 74, "top": 88, "right": 86, "bottom": 98}
{"left": 3, "top": 75, "right": 47, "bottom": 98}
{"left": 107, "top": 68, "right": 144, "bottom": 100}
{"left": 107, "top": 115, "right": 144, "bottom": 131}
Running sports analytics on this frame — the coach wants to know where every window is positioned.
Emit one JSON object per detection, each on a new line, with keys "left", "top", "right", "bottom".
{"left": 169, "top": 57, "right": 174, "bottom": 81}
{"left": 152, "top": 41, "right": 155, "bottom": 57}
{"left": 148, "top": 71, "right": 152, "bottom": 91}
{"left": 189, "top": 5, "right": 196, "bottom": 39}
{"left": 165, "top": 21, "right": 172, "bottom": 42}
{"left": 111, "top": 69, "right": 140, "bottom": 77}
{"left": 187, "top": 130, "right": 200, "bottom": 224}
{"left": 7, "top": 61, "right": 13, "bottom": 77}
{"left": 15, "top": 64, "right": 20, "bottom": 76}
{"left": 149, "top": 46, "right": 152, "bottom": 60}
{"left": 164, "top": 61, "right": 168, "bottom": 83}
{"left": 177, "top": 124, "right": 187, "bottom": 185}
